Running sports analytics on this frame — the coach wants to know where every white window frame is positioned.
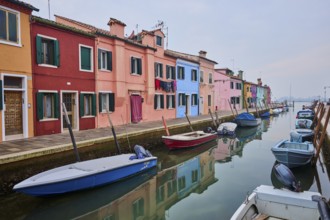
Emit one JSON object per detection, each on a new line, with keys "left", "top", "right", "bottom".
{"left": 79, "top": 44, "right": 94, "bottom": 72}
{"left": 155, "top": 62, "right": 162, "bottom": 78}
{"left": 200, "top": 70, "right": 204, "bottom": 83}
{"left": 168, "top": 94, "right": 174, "bottom": 109}
{"left": 0, "top": 5, "right": 21, "bottom": 47}
{"left": 178, "top": 93, "right": 185, "bottom": 106}
{"left": 191, "top": 94, "right": 198, "bottom": 106}
{"left": 98, "top": 48, "right": 111, "bottom": 72}
{"left": 131, "top": 56, "right": 141, "bottom": 75}
{"left": 156, "top": 35, "right": 162, "bottom": 46}
{"left": 37, "top": 34, "right": 58, "bottom": 68}
{"left": 38, "top": 90, "right": 58, "bottom": 121}
{"left": 191, "top": 69, "right": 197, "bottom": 82}
{"left": 178, "top": 66, "right": 184, "bottom": 80}
{"left": 155, "top": 93, "right": 163, "bottom": 110}
{"left": 208, "top": 73, "right": 213, "bottom": 84}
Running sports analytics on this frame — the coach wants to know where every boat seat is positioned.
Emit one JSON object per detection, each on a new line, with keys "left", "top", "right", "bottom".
{"left": 253, "top": 214, "right": 285, "bottom": 220}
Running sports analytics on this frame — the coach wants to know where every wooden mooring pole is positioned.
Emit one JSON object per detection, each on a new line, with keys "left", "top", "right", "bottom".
{"left": 311, "top": 102, "right": 323, "bottom": 128}
{"left": 162, "top": 116, "right": 170, "bottom": 136}
{"left": 215, "top": 111, "right": 220, "bottom": 125}
{"left": 228, "top": 99, "right": 236, "bottom": 117}
{"left": 185, "top": 113, "right": 194, "bottom": 132}
{"left": 208, "top": 109, "right": 218, "bottom": 129}
{"left": 312, "top": 106, "right": 330, "bottom": 165}
{"left": 313, "top": 107, "right": 325, "bottom": 147}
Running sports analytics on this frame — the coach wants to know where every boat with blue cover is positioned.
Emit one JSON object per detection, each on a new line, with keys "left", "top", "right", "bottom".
{"left": 234, "top": 112, "right": 261, "bottom": 127}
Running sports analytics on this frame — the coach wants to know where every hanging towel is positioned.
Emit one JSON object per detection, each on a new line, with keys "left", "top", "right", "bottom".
{"left": 155, "top": 79, "right": 161, "bottom": 90}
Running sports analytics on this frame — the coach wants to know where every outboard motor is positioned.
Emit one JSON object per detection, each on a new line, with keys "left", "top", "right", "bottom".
{"left": 203, "top": 127, "right": 214, "bottom": 133}
{"left": 273, "top": 163, "right": 301, "bottom": 192}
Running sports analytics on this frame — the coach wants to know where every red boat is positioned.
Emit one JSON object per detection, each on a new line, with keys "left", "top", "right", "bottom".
{"left": 162, "top": 131, "right": 217, "bottom": 150}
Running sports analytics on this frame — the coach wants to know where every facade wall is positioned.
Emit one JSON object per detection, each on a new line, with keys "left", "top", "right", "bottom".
{"left": 214, "top": 71, "right": 231, "bottom": 111}
{"left": 243, "top": 82, "right": 252, "bottom": 108}
{"left": 31, "top": 21, "right": 96, "bottom": 136}
{"left": 230, "top": 77, "right": 243, "bottom": 111}
{"left": 199, "top": 61, "right": 215, "bottom": 114}
{"left": 176, "top": 59, "right": 199, "bottom": 118}
{"left": 0, "top": 2, "right": 34, "bottom": 141}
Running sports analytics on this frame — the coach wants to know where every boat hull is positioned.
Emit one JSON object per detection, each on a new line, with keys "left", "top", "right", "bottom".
{"left": 231, "top": 185, "right": 321, "bottom": 220}
{"left": 235, "top": 118, "right": 261, "bottom": 127}
{"left": 162, "top": 131, "right": 217, "bottom": 150}
{"left": 13, "top": 154, "right": 157, "bottom": 196}
{"left": 271, "top": 140, "right": 314, "bottom": 168}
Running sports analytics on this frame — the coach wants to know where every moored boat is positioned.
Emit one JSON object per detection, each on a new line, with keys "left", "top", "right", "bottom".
{"left": 217, "top": 122, "right": 237, "bottom": 136}
{"left": 234, "top": 112, "right": 261, "bottom": 127}
{"left": 296, "top": 109, "right": 315, "bottom": 120}
{"left": 291, "top": 129, "right": 314, "bottom": 142}
{"left": 162, "top": 130, "right": 217, "bottom": 150}
{"left": 295, "top": 119, "right": 313, "bottom": 129}
{"left": 13, "top": 145, "right": 157, "bottom": 197}
{"left": 271, "top": 139, "right": 314, "bottom": 168}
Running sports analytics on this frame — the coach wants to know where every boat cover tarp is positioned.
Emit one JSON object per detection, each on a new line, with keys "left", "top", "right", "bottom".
{"left": 261, "top": 112, "right": 270, "bottom": 117}
{"left": 236, "top": 112, "right": 256, "bottom": 120}
{"left": 130, "top": 145, "right": 153, "bottom": 160}
{"left": 290, "top": 131, "right": 303, "bottom": 143}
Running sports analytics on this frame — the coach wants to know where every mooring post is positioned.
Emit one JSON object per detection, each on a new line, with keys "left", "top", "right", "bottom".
{"left": 208, "top": 108, "right": 217, "bottom": 129}
{"left": 162, "top": 116, "right": 170, "bottom": 136}
{"left": 313, "top": 107, "right": 325, "bottom": 147}
{"left": 215, "top": 111, "right": 220, "bottom": 125}
{"left": 311, "top": 102, "right": 322, "bottom": 128}
{"left": 313, "top": 106, "right": 330, "bottom": 165}
{"left": 185, "top": 113, "right": 194, "bottom": 132}
{"left": 228, "top": 99, "right": 236, "bottom": 117}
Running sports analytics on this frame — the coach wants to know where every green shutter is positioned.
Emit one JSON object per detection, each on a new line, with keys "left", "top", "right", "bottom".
{"left": 54, "top": 93, "right": 59, "bottom": 118}
{"left": 36, "top": 36, "right": 42, "bottom": 64}
{"left": 160, "top": 64, "right": 163, "bottom": 78}
{"left": 109, "top": 93, "right": 115, "bottom": 112}
{"left": 36, "top": 93, "right": 44, "bottom": 120}
{"left": 92, "top": 94, "right": 96, "bottom": 116}
{"left": 54, "top": 40, "right": 60, "bottom": 66}
{"left": 99, "top": 93, "right": 102, "bottom": 113}
{"left": 172, "top": 95, "right": 175, "bottom": 108}
{"left": 0, "top": 80, "right": 3, "bottom": 110}
{"left": 107, "top": 51, "right": 112, "bottom": 71}
{"left": 131, "top": 57, "right": 134, "bottom": 73}
{"left": 173, "top": 66, "right": 176, "bottom": 79}
{"left": 81, "top": 47, "right": 91, "bottom": 70}
{"left": 137, "top": 58, "right": 142, "bottom": 75}
{"left": 154, "top": 95, "right": 157, "bottom": 109}
{"left": 154, "top": 63, "right": 157, "bottom": 77}
{"left": 166, "top": 95, "right": 169, "bottom": 109}
{"left": 161, "top": 95, "right": 164, "bottom": 109}
{"left": 182, "top": 94, "right": 186, "bottom": 105}
{"left": 79, "top": 93, "right": 84, "bottom": 117}
{"left": 98, "top": 49, "right": 101, "bottom": 69}
{"left": 183, "top": 68, "right": 185, "bottom": 79}
{"left": 166, "top": 65, "right": 169, "bottom": 79}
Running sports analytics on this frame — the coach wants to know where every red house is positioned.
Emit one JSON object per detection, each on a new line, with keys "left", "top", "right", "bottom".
{"left": 31, "top": 16, "right": 96, "bottom": 136}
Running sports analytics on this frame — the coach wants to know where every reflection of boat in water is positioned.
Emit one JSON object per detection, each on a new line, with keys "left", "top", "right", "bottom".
{"left": 25, "top": 167, "right": 157, "bottom": 220}
{"left": 270, "top": 162, "right": 315, "bottom": 191}
{"left": 235, "top": 126, "right": 261, "bottom": 143}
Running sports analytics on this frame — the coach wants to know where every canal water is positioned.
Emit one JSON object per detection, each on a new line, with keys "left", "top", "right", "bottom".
{"left": 1, "top": 102, "right": 329, "bottom": 220}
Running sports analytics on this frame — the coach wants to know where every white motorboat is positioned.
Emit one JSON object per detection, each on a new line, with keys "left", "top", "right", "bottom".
{"left": 217, "top": 122, "right": 237, "bottom": 135}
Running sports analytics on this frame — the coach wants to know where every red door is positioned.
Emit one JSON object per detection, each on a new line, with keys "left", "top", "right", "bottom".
{"left": 130, "top": 95, "right": 142, "bottom": 123}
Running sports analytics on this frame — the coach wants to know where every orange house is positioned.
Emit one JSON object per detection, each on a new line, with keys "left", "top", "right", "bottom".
{"left": 0, "top": 0, "right": 38, "bottom": 141}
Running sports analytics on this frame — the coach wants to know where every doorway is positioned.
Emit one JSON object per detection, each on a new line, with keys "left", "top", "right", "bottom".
{"left": 130, "top": 94, "right": 142, "bottom": 123}
{"left": 199, "top": 96, "right": 204, "bottom": 115}
{"left": 185, "top": 94, "right": 190, "bottom": 116}
{"left": 62, "top": 92, "right": 78, "bottom": 131}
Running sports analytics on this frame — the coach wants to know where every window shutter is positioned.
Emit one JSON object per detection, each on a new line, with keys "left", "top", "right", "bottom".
{"left": 99, "top": 93, "right": 102, "bottom": 113}
{"left": 154, "top": 95, "right": 157, "bottom": 109}
{"left": 172, "top": 95, "right": 175, "bottom": 108}
{"left": 36, "top": 36, "right": 42, "bottom": 64}
{"left": 183, "top": 68, "right": 185, "bottom": 79}
{"left": 81, "top": 47, "right": 91, "bottom": 70}
{"left": 191, "top": 95, "right": 193, "bottom": 105}
{"left": 54, "top": 93, "right": 59, "bottom": 118}
{"left": 160, "top": 64, "right": 163, "bottom": 78}
{"left": 107, "top": 51, "right": 112, "bottom": 71}
{"left": 137, "top": 58, "right": 142, "bottom": 75}
{"left": 92, "top": 94, "right": 96, "bottom": 116}
{"left": 160, "top": 95, "right": 164, "bottom": 109}
{"left": 131, "top": 57, "right": 134, "bottom": 73}
{"left": 98, "top": 49, "right": 101, "bottom": 69}
{"left": 191, "top": 70, "right": 193, "bottom": 81}
{"left": 54, "top": 40, "right": 60, "bottom": 67}
{"left": 109, "top": 93, "right": 115, "bottom": 112}
{"left": 36, "top": 93, "right": 44, "bottom": 120}
{"left": 154, "top": 63, "right": 157, "bottom": 77}
{"left": 182, "top": 94, "right": 186, "bottom": 105}
{"left": 166, "top": 95, "right": 169, "bottom": 109}
{"left": 79, "top": 93, "right": 84, "bottom": 117}
{"left": 166, "top": 65, "right": 169, "bottom": 79}
{"left": 195, "top": 95, "right": 198, "bottom": 105}
{"left": 0, "top": 80, "right": 3, "bottom": 110}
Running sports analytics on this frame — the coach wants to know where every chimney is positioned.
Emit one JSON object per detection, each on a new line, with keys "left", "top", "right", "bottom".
{"left": 108, "top": 18, "right": 126, "bottom": 38}
{"left": 199, "top": 50, "right": 207, "bottom": 58}
{"left": 238, "top": 70, "right": 243, "bottom": 79}
{"left": 257, "top": 78, "right": 262, "bottom": 86}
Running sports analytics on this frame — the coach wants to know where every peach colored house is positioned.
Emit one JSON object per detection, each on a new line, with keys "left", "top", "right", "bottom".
{"left": 55, "top": 16, "right": 176, "bottom": 126}
{"left": 198, "top": 50, "right": 217, "bottom": 114}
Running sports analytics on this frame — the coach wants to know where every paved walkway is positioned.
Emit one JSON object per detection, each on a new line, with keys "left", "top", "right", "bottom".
{"left": 1, "top": 109, "right": 256, "bottom": 165}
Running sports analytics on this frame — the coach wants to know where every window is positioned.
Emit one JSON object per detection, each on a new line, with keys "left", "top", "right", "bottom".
{"left": 178, "top": 93, "right": 186, "bottom": 106}
{"left": 98, "top": 49, "right": 112, "bottom": 71}
{"left": 177, "top": 66, "right": 185, "bottom": 80}
{"left": 200, "top": 70, "right": 204, "bottom": 83}
{"left": 132, "top": 198, "right": 144, "bottom": 220}
{"left": 167, "top": 94, "right": 175, "bottom": 109}
{"left": 79, "top": 45, "right": 93, "bottom": 72}
{"left": 166, "top": 65, "right": 176, "bottom": 80}
{"left": 156, "top": 185, "right": 165, "bottom": 204}
{"left": 236, "top": 83, "right": 242, "bottom": 90}
{"left": 178, "top": 176, "right": 186, "bottom": 191}
{"left": 208, "top": 95, "right": 212, "bottom": 107}
{"left": 131, "top": 57, "right": 142, "bottom": 75}
{"left": 154, "top": 62, "right": 163, "bottom": 78}
{"left": 191, "top": 69, "right": 197, "bottom": 82}
{"left": 79, "top": 93, "right": 96, "bottom": 117}
{"left": 0, "top": 7, "right": 19, "bottom": 45}
{"left": 154, "top": 94, "right": 164, "bottom": 109}
{"left": 36, "top": 35, "right": 60, "bottom": 66}
{"left": 230, "top": 81, "right": 234, "bottom": 89}
{"left": 209, "top": 73, "right": 213, "bottom": 84}
{"left": 236, "top": 97, "right": 240, "bottom": 105}
{"left": 192, "top": 170, "right": 198, "bottom": 183}
{"left": 167, "top": 180, "right": 177, "bottom": 197}
{"left": 36, "top": 92, "right": 59, "bottom": 120}
{"left": 191, "top": 94, "right": 198, "bottom": 106}
{"left": 231, "top": 97, "right": 235, "bottom": 104}
{"left": 99, "top": 92, "right": 115, "bottom": 113}
{"left": 156, "top": 35, "right": 162, "bottom": 46}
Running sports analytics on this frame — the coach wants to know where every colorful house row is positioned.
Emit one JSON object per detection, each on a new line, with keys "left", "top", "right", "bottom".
{"left": 0, "top": 0, "right": 271, "bottom": 142}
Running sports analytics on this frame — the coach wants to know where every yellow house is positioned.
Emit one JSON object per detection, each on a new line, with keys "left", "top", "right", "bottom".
{"left": 243, "top": 80, "right": 253, "bottom": 109}
{"left": 0, "top": 0, "right": 38, "bottom": 141}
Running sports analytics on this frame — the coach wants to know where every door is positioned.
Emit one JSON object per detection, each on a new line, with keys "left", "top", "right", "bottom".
{"left": 4, "top": 91, "right": 23, "bottom": 136}
{"left": 199, "top": 96, "right": 204, "bottom": 115}
{"left": 131, "top": 95, "right": 142, "bottom": 123}
{"left": 62, "top": 93, "right": 77, "bottom": 130}
{"left": 185, "top": 95, "right": 190, "bottom": 116}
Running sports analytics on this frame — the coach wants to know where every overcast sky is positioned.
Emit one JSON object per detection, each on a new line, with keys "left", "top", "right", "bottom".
{"left": 28, "top": 0, "right": 330, "bottom": 101}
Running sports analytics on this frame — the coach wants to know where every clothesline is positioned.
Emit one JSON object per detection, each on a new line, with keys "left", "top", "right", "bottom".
{"left": 155, "top": 79, "right": 176, "bottom": 92}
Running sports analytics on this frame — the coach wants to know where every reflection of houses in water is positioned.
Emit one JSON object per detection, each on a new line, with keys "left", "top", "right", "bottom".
{"left": 214, "top": 138, "right": 244, "bottom": 162}
{"left": 155, "top": 148, "right": 217, "bottom": 219}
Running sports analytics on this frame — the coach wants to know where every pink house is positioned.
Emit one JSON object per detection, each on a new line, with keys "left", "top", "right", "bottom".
{"left": 214, "top": 69, "right": 231, "bottom": 111}
{"left": 55, "top": 16, "right": 176, "bottom": 126}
